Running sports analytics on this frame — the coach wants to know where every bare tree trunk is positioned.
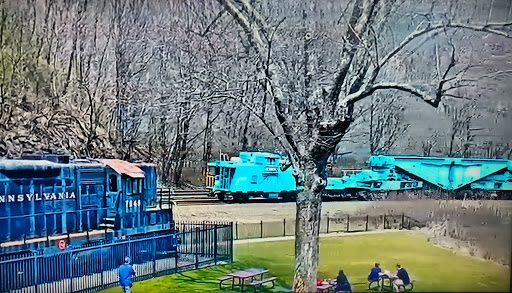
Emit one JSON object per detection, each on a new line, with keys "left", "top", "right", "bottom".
{"left": 173, "top": 116, "right": 190, "bottom": 184}
{"left": 293, "top": 144, "right": 335, "bottom": 292}
{"left": 448, "top": 132, "right": 456, "bottom": 156}
{"left": 202, "top": 104, "right": 213, "bottom": 175}
{"left": 369, "top": 95, "right": 374, "bottom": 153}
{"left": 293, "top": 184, "right": 322, "bottom": 293}
{"left": 241, "top": 112, "right": 250, "bottom": 151}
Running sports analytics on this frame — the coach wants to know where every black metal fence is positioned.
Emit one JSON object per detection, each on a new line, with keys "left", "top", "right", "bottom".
{"left": 0, "top": 222, "right": 233, "bottom": 293}
{"left": 233, "top": 214, "right": 424, "bottom": 239}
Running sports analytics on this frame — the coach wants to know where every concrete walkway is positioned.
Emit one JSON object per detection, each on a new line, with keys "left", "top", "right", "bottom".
{"left": 234, "top": 229, "right": 405, "bottom": 244}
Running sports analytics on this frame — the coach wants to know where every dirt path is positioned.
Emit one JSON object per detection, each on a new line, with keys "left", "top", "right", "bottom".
{"left": 175, "top": 199, "right": 512, "bottom": 222}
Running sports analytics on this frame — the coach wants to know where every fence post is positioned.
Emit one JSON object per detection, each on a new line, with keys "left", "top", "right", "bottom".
{"left": 33, "top": 252, "right": 38, "bottom": 293}
{"left": 153, "top": 237, "right": 157, "bottom": 277}
{"left": 401, "top": 213, "right": 404, "bottom": 230}
{"left": 326, "top": 217, "right": 330, "bottom": 234}
{"left": 365, "top": 215, "right": 369, "bottom": 231}
{"left": 201, "top": 226, "right": 205, "bottom": 257}
{"left": 236, "top": 222, "right": 238, "bottom": 240}
{"left": 283, "top": 219, "right": 286, "bottom": 236}
{"left": 175, "top": 237, "right": 179, "bottom": 274}
{"left": 69, "top": 252, "right": 73, "bottom": 292}
{"left": 383, "top": 214, "right": 386, "bottom": 229}
{"left": 260, "top": 220, "right": 263, "bottom": 238}
{"left": 230, "top": 222, "right": 234, "bottom": 263}
{"left": 214, "top": 224, "right": 218, "bottom": 265}
{"left": 100, "top": 246, "right": 104, "bottom": 287}
{"left": 346, "top": 215, "right": 350, "bottom": 232}
{"left": 195, "top": 227, "right": 199, "bottom": 269}
{"left": 128, "top": 236, "right": 132, "bottom": 258}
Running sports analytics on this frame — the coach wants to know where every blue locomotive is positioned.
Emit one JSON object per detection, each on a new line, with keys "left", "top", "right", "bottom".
{"left": 206, "top": 152, "right": 512, "bottom": 201}
{"left": 0, "top": 154, "right": 173, "bottom": 246}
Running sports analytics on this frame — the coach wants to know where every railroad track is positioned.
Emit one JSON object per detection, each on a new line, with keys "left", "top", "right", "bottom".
{"left": 157, "top": 188, "right": 224, "bottom": 206}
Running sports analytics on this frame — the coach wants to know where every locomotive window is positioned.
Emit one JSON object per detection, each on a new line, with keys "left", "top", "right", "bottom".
{"left": 208, "top": 167, "right": 216, "bottom": 176}
{"left": 108, "top": 175, "right": 118, "bottom": 192}
{"left": 251, "top": 175, "right": 258, "bottom": 184}
{"left": 127, "top": 179, "right": 133, "bottom": 194}
{"left": 81, "top": 185, "right": 88, "bottom": 195}
{"left": 133, "top": 179, "right": 142, "bottom": 194}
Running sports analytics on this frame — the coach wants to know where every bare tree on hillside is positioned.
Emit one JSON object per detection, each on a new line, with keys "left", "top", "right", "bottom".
{"left": 368, "top": 95, "right": 409, "bottom": 154}
{"left": 208, "top": 0, "right": 512, "bottom": 291}
{"left": 111, "top": 0, "right": 155, "bottom": 158}
{"left": 443, "top": 102, "right": 476, "bottom": 156}
{"left": 421, "top": 130, "right": 440, "bottom": 156}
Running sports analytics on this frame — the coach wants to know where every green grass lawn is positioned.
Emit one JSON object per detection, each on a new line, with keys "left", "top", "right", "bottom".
{"left": 100, "top": 231, "right": 510, "bottom": 292}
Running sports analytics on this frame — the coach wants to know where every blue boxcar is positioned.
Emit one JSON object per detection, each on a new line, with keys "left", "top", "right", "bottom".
{"left": 0, "top": 154, "right": 173, "bottom": 244}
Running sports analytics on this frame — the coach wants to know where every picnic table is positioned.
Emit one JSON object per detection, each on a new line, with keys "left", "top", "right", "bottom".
{"left": 227, "top": 268, "right": 268, "bottom": 293}
{"left": 378, "top": 271, "right": 398, "bottom": 291}
{"left": 317, "top": 280, "right": 337, "bottom": 292}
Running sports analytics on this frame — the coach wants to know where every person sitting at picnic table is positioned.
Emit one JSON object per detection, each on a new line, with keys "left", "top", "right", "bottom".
{"left": 393, "top": 264, "right": 410, "bottom": 292}
{"left": 368, "top": 263, "right": 382, "bottom": 282}
{"left": 335, "top": 270, "right": 352, "bottom": 292}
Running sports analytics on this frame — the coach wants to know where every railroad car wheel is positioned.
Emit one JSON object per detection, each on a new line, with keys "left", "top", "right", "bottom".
{"left": 217, "top": 192, "right": 226, "bottom": 201}
{"left": 232, "top": 192, "right": 249, "bottom": 202}
{"left": 281, "top": 191, "right": 297, "bottom": 202}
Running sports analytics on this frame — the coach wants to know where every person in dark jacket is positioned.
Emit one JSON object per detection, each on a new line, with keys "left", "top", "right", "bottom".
{"left": 368, "top": 263, "right": 382, "bottom": 281}
{"left": 118, "top": 257, "right": 136, "bottom": 293}
{"left": 335, "top": 270, "right": 352, "bottom": 292}
{"left": 393, "top": 264, "right": 410, "bottom": 292}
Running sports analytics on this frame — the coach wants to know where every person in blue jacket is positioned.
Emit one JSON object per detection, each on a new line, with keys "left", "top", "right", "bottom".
{"left": 393, "top": 264, "right": 410, "bottom": 292}
{"left": 335, "top": 269, "right": 352, "bottom": 292}
{"left": 368, "top": 263, "right": 382, "bottom": 282}
{"left": 118, "top": 257, "right": 136, "bottom": 293}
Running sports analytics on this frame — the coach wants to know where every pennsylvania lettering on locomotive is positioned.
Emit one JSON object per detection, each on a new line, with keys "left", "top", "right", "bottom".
{"left": 0, "top": 192, "right": 76, "bottom": 203}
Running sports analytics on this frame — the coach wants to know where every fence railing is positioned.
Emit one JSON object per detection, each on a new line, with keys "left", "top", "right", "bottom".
{"left": 233, "top": 214, "right": 424, "bottom": 240}
{"left": 0, "top": 222, "right": 233, "bottom": 293}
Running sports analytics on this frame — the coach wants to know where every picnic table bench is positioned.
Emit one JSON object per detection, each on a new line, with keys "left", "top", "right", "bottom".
{"left": 368, "top": 277, "right": 382, "bottom": 290}
{"left": 397, "top": 279, "right": 415, "bottom": 291}
{"left": 218, "top": 275, "right": 234, "bottom": 289}
{"left": 248, "top": 277, "right": 277, "bottom": 292}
